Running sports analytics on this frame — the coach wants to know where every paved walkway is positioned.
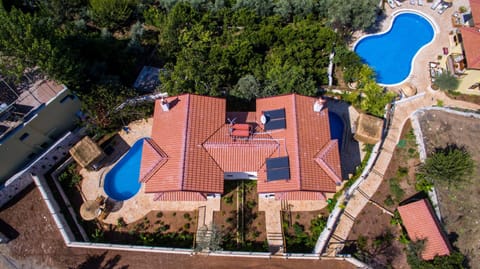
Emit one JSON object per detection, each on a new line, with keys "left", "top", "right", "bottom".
{"left": 325, "top": 88, "right": 480, "bottom": 255}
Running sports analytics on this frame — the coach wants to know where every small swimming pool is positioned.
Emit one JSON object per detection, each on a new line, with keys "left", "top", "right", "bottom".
{"left": 329, "top": 111, "right": 344, "bottom": 149}
{"left": 103, "top": 138, "right": 145, "bottom": 201}
{"left": 354, "top": 12, "right": 435, "bottom": 85}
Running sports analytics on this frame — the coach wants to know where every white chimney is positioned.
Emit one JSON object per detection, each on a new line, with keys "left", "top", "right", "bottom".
{"left": 161, "top": 98, "right": 169, "bottom": 112}
{"left": 313, "top": 97, "right": 327, "bottom": 112}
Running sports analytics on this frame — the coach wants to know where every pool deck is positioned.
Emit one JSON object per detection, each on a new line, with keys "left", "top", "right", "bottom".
{"left": 351, "top": 0, "right": 471, "bottom": 94}
{"left": 80, "top": 119, "right": 220, "bottom": 226}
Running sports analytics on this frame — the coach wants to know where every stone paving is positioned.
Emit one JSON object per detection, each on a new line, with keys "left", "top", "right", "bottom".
{"left": 326, "top": 89, "right": 480, "bottom": 255}
{"left": 324, "top": 0, "right": 480, "bottom": 255}
{"left": 80, "top": 118, "right": 220, "bottom": 225}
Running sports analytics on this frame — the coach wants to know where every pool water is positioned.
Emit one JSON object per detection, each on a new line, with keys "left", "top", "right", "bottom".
{"left": 354, "top": 12, "right": 434, "bottom": 85}
{"left": 103, "top": 138, "right": 145, "bottom": 201}
{"left": 329, "top": 111, "right": 344, "bottom": 149}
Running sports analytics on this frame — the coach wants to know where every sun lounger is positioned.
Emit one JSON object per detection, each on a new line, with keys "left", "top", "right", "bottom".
{"left": 438, "top": 3, "right": 449, "bottom": 14}
{"left": 418, "top": 0, "right": 423, "bottom": 6}
{"left": 395, "top": 0, "right": 402, "bottom": 6}
{"left": 431, "top": 0, "right": 441, "bottom": 10}
{"left": 410, "top": 0, "right": 416, "bottom": 4}
{"left": 387, "top": 0, "right": 396, "bottom": 8}
{"left": 468, "top": 83, "right": 480, "bottom": 89}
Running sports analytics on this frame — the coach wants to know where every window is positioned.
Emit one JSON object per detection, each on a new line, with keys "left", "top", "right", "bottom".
{"left": 19, "top": 133, "right": 29, "bottom": 141}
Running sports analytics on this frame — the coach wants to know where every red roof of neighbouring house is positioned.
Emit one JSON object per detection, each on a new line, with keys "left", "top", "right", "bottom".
{"left": 470, "top": 0, "right": 480, "bottom": 27}
{"left": 140, "top": 93, "right": 342, "bottom": 201}
{"left": 460, "top": 27, "right": 480, "bottom": 69}
{"left": 397, "top": 199, "right": 451, "bottom": 260}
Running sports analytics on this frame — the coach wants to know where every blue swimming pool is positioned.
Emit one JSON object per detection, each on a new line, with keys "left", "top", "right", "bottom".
{"left": 103, "top": 138, "right": 145, "bottom": 201}
{"left": 354, "top": 12, "right": 435, "bottom": 85}
{"left": 329, "top": 111, "right": 344, "bottom": 149}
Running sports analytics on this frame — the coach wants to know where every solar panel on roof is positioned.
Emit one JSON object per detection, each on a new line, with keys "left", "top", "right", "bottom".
{"left": 265, "top": 119, "right": 286, "bottom": 130}
{"left": 267, "top": 167, "right": 290, "bottom": 181}
{"left": 264, "top": 108, "right": 285, "bottom": 119}
{"left": 266, "top": 156, "right": 290, "bottom": 181}
{"left": 266, "top": 156, "right": 289, "bottom": 169}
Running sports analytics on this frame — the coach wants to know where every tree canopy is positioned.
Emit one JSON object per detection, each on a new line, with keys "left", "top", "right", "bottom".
{"left": 0, "top": 0, "right": 390, "bottom": 130}
{"left": 418, "top": 144, "right": 475, "bottom": 187}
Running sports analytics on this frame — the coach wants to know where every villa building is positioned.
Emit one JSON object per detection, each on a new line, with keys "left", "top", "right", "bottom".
{"left": 139, "top": 93, "right": 342, "bottom": 201}
{"left": 0, "top": 73, "right": 81, "bottom": 182}
{"left": 460, "top": 0, "right": 480, "bottom": 70}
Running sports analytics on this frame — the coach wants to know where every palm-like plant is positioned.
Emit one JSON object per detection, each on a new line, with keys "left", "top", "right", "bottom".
{"left": 433, "top": 72, "right": 459, "bottom": 92}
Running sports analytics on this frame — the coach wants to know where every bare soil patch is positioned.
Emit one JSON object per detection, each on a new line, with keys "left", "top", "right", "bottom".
{"left": 99, "top": 209, "right": 197, "bottom": 248}
{"left": 282, "top": 209, "right": 328, "bottom": 253}
{"left": 418, "top": 109, "right": 480, "bottom": 268}
{"left": 345, "top": 120, "right": 420, "bottom": 269}
{"left": 0, "top": 186, "right": 355, "bottom": 269}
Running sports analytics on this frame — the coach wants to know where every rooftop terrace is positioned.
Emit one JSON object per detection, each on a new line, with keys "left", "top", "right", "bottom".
{"left": 0, "top": 70, "right": 65, "bottom": 139}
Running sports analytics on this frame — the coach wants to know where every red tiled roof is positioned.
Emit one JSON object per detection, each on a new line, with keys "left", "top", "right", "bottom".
{"left": 398, "top": 199, "right": 451, "bottom": 260}
{"left": 144, "top": 94, "right": 225, "bottom": 194}
{"left": 140, "top": 93, "right": 341, "bottom": 201}
{"left": 460, "top": 27, "right": 480, "bottom": 69}
{"left": 203, "top": 124, "right": 280, "bottom": 172}
{"left": 139, "top": 138, "right": 168, "bottom": 183}
{"left": 275, "top": 191, "right": 326, "bottom": 200}
{"left": 153, "top": 191, "right": 206, "bottom": 201}
{"left": 470, "top": 0, "right": 480, "bottom": 27}
{"left": 256, "top": 94, "right": 339, "bottom": 194}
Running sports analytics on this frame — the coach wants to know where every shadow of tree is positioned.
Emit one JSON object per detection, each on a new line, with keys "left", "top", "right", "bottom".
{"left": 72, "top": 251, "right": 129, "bottom": 269}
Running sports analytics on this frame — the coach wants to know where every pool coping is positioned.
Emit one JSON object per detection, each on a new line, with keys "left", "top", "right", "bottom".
{"left": 102, "top": 137, "right": 147, "bottom": 201}
{"left": 353, "top": 9, "right": 439, "bottom": 87}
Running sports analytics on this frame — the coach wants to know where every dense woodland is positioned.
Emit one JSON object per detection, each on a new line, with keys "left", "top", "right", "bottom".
{"left": 0, "top": 0, "right": 392, "bottom": 132}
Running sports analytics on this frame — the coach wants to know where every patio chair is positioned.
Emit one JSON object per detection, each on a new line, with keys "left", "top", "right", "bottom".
{"left": 395, "top": 0, "right": 402, "bottom": 7}
{"left": 438, "top": 4, "right": 449, "bottom": 14}
{"left": 417, "top": 0, "right": 423, "bottom": 6}
{"left": 410, "top": 0, "right": 415, "bottom": 4}
{"left": 387, "top": 0, "right": 396, "bottom": 9}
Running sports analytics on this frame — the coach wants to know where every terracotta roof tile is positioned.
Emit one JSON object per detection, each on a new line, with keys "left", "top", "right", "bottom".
{"left": 275, "top": 191, "right": 326, "bottom": 200}
{"left": 256, "top": 95, "right": 339, "bottom": 195}
{"left": 203, "top": 124, "right": 280, "bottom": 172}
{"left": 460, "top": 27, "right": 480, "bottom": 69}
{"left": 398, "top": 199, "right": 451, "bottom": 260}
{"left": 314, "top": 140, "right": 343, "bottom": 186}
{"left": 141, "top": 93, "right": 341, "bottom": 200}
{"left": 153, "top": 191, "right": 206, "bottom": 201}
{"left": 139, "top": 138, "right": 168, "bottom": 183}
{"left": 144, "top": 94, "right": 225, "bottom": 194}
{"left": 470, "top": 0, "right": 480, "bottom": 27}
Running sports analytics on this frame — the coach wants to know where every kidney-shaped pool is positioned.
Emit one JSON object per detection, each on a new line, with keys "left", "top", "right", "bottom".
{"left": 103, "top": 138, "right": 145, "bottom": 201}
{"left": 354, "top": 12, "right": 435, "bottom": 85}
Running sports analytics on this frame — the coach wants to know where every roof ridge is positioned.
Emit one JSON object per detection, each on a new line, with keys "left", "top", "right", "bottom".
{"left": 292, "top": 94, "right": 302, "bottom": 190}
{"left": 314, "top": 139, "right": 342, "bottom": 185}
{"left": 140, "top": 138, "right": 168, "bottom": 183}
{"left": 179, "top": 94, "right": 191, "bottom": 190}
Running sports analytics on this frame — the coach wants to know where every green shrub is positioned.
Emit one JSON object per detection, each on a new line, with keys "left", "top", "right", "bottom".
{"left": 384, "top": 195, "right": 394, "bottom": 207}
{"left": 223, "top": 195, "right": 233, "bottom": 204}
{"left": 156, "top": 211, "right": 163, "bottom": 218}
{"left": 117, "top": 217, "right": 126, "bottom": 228}
{"left": 389, "top": 178, "right": 405, "bottom": 202}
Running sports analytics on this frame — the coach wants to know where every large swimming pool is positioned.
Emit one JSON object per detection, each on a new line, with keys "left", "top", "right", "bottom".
{"left": 354, "top": 12, "right": 435, "bottom": 85}
{"left": 103, "top": 138, "right": 145, "bottom": 201}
